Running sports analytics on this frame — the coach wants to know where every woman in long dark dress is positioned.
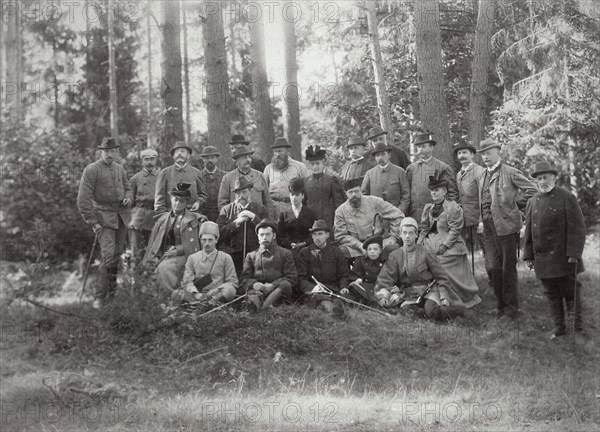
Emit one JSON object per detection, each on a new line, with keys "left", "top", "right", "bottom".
{"left": 277, "top": 177, "right": 317, "bottom": 256}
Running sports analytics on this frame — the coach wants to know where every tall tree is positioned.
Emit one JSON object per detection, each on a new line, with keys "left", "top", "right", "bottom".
{"left": 366, "top": 0, "right": 393, "bottom": 136}
{"left": 181, "top": 1, "right": 191, "bottom": 144}
{"left": 107, "top": 0, "right": 120, "bottom": 151}
{"left": 414, "top": 0, "right": 452, "bottom": 165}
{"left": 249, "top": 13, "right": 275, "bottom": 160}
{"left": 0, "top": 13, "right": 5, "bottom": 123}
{"left": 469, "top": 0, "right": 497, "bottom": 148}
{"left": 146, "top": 0, "right": 153, "bottom": 147}
{"left": 159, "top": 0, "right": 185, "bottom": 156}
{"left": 5, "top": 0, "right": 21, "bottom": 124}
{"left": 283, "top": 1, "right": 302, "bottom": 161}
{"left": 201, "top": 0, "right": 231, "bottom": 162}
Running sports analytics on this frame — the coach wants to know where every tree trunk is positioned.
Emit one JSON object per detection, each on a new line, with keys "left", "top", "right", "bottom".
{"left": 366, "top": 0, "right": 393, "bottom": 135}
{"left": 84, "top": 0, "right": 95, "bottom": 151}
{"left": 107, "top": 0, "right": 120, "bottom": 152}
{"left": 468, "top": 0, "right": 496, "bottom": 149}
{"left": 159, "top": 0, "right": 185, "bottom": 157}
{"left": 146, "top": 0, "right": 153, "bottom": 147}
{"left": 0, "top": 12, "right": 4, "bottom": 125}
{"left": 6, "top": 0, "right": 21, "bottom": 124}
{"left": 249, "top": 15, "right": 275, "bottom": 161}
{"left": 52, "top": 41, "right": 59, "bottom": 127}
{"left": 181, "top": 1, "right": 191, "bottom": 144}
{"left": 202, "top": 0, "right": 232, "bottom": 166}
{"left": 414, "top": 0, "right": 452, "bottom": 165}
{"left": 283, "top": 2, "right": 302, "bottom": 161}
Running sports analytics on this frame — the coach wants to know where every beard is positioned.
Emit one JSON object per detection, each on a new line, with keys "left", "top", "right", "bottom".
{"left": 273, "top": 155, "right": 289, "bottom": 170}
{"left": 349, "top": 196, "right": 361, "bottom": 208}
{"left": 205, "top": 161, "right": 216, "bottom": 171}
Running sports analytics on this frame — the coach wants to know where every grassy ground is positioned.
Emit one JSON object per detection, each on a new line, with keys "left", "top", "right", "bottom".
{"left": 1, "top": 234, "right": 598, "bottom": 431}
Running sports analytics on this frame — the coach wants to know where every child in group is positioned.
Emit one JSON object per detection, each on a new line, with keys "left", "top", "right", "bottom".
{"left": 349, "top": 235, "right": 386, "bottom": 305}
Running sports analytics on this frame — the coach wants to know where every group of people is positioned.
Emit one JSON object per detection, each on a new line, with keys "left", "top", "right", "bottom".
{"left": 77, "top": 127, "right": 587, "bottom": 338}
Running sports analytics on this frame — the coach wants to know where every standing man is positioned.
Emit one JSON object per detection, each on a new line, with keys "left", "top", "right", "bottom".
{"left": 218, "top": 145, "right": 273, "bottom": 216}
{"left": 128, "top": 148, "right": 160, "bottom": 265}
{"left": 303, "top": 145, "right": 345, "bottom": 228}
{"left": 406, "top": 133, "right": 458, "bottom": 220}
{"left": 339, "top": 136, "right": 376, "bottom": 181}
{"left": 477, "top": 138, "right": 537, "bottom": 321}
{"left": 334, "top": 178, "right": 405, "bottom": 259}
{"left": 155, "top": 141, "right": 208, "bottom": 215}
{"left": 365, "top": 126, "right": 410, "bottom": 170}
{"left": 454, "top": 139, "right": 486, "bottom": 253}
{"left": 362, "top": 142, "right": 410, "bottom": 214}
{"left": 227, "top": 134, "right": 266, "bottom": 173}
{"left": 263, "top": 137, "right": 309, "bottom": 220}
{"left": 523, "top": 161, "right": 586, "bottom": 338}
{"left": 77, "top": 137, "right": 132, "bottom": 308}
{"left": 198, "top": 145, "right": 226, "bottom": 222}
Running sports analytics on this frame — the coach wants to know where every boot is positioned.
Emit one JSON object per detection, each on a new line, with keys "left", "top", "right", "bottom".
{"left": 431, "top": 305, "right": 466, "bottom": 321}
{"left": 549, "top": 297, "right": 566, "bottom": 338}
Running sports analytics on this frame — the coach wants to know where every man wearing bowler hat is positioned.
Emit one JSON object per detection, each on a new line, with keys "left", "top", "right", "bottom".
{"left": 227, "top": 134, "right": 266, "bottom": 173}
{"left": 362, "top": 141, "right": 410, "bottom": 214}
{"left": 128, "top": 148, "right": 160, "bottom": 265}
{"left": 523, "top": 161, "right": 586, "bottom": 339}
{"left": 199, "top": 145, "right": 226, "bottom": 222}
{"left": 77, "top": 137, "right": 132, "bottom": 308}
{"left": 365, "top": 125, "right": 410, "bottom": 170}
{"left": 476, "top": 138, "right": 537, "bottom": 322}
{"left": 218, "top": 144, "right": 274, "bottom": 217}
{"left": 264, "top": 137, "right": 309, "bottom": 220}
{"left": 339, "top": 136, "right": 376, "bottom": 181}
{"left": 405, "top": 132, "right": 458, "bottom": 220}
{"left": 154, "top": 141, "right": 208, "bottom": 215}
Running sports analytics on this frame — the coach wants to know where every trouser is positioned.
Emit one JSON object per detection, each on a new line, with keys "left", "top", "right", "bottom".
{"left": 97, "top": 217, "right": 128, "bottom": 301}
{"left": 540, "top": 274, "right": 583, "bottom": 332}
{"left": 129, "top": 228, "right": 151, "bottom": 265}
{"left": 157, "top": 255, "right": 188, "bottom": 295}
{"left": 482, "top": 217, "right": 519, "bottom": 318}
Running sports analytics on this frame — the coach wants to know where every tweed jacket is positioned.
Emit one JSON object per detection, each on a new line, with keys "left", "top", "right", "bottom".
{"left": 362, "top": 162, "right": 410, "bottom": 214}
{"left": 456, "top": 163, "right": 485, "bottom": 227}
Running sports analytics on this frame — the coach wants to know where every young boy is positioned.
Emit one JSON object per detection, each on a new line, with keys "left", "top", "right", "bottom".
{"left": 349, "top": 235, "right": 385, "bottom": 305}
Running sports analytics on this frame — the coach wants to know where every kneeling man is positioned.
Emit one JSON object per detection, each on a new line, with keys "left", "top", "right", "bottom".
{"left": 240, "top": 219, "right": 297, "bottom": 310}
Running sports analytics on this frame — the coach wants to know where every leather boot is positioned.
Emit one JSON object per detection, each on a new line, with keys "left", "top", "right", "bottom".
{"left": 549, "top": 297, "right": 566, "bottom": 338}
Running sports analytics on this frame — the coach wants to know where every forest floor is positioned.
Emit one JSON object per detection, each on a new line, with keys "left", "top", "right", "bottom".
{"left": 1, "top": 234, "right": 599, "bottom": 432}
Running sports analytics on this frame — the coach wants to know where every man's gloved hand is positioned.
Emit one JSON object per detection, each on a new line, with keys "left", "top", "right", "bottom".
{"left": 190, "top": 202, "right": 201, "bottom": 212}
{"left": 568, "top": 257, "right": 578, "bottom": 264}
{"left": 340, "top": 288, "right": 349, "bottom": 295}
{"left": 92, "top": 223, "right": 102, "bottom": 234}
{"left": 524, "top": 260, "right": 534, "bottom": 270}
{"left": 437, "top": 245, "right": 448, "bottom": 255}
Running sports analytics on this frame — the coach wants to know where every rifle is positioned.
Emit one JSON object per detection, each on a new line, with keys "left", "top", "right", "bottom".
{"left": 311, "top": 276, "right": 391, "bottom": 317}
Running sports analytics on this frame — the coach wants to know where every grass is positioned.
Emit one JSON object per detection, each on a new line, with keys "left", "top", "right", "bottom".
{"left": 1, "top": 233, "right": 598, "bottom": 431}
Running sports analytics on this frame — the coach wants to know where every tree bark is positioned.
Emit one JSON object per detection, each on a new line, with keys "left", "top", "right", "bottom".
{"left": 249, "top": 15, "right": 275, "bottom": 161}
{"left": 146, "top": 0, "right": 153, "bottom": 147}
{"left": 283, "top": 2, "right": 302, "bottom": 161}
{"left": 414, "top": 0, "right": 452, "bottom": 165}
{"left": 159, "top": 0, "right": 185, "bottom": 157}
{"left": 0, "top": 12, "right": 4, "bottom": 126}
{"left": 107, "top": 0, "right": 120, "bottom": 152}
{"left": 202, "top": 0, "right": 232, "bottom": 166}
{"left": 468, "top": 0, "right": 496, "bottom": 149}
{"left": 182, "top": 1, "right": 191, "bottom": 144}
{"left": 366, "top": 0, "right": 393, "bottom": 135}
{"left": 6, "top": 0, "right": 21, "bottom": 124}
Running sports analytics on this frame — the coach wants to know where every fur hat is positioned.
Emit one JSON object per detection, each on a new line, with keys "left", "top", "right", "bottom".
{"left": 199, "top": 221, "right": 219, "bottom": 239}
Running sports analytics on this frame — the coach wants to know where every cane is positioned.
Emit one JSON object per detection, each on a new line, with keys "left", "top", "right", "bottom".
{"left": 311, "top": 277, "right": 391, "bottom": 317}
{"left": 196, "top": 293, "right": 248, "bottom": 318}
{"left": 242, "top": 221, "right": 247, "bottom": 259}
{"left": 571, "top": 262, "right": 580, "bottom": 345}
{"left": 79, "top": 231, "right": 99, "bottom": 304}
{"left": 470, "top": 226, "right": 475, "bottom": 276}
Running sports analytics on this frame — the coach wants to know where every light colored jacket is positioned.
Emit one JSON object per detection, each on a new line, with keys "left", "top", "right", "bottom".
{"left": 456, "top": 163, "right": 485, "bottom": 227}
{"left": 418, "top": 199, "right": 468, "bottom": 256}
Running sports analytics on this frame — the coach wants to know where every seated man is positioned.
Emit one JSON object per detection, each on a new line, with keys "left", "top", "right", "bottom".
{"left": 374, "top": 217, "right": 471, "bottom": 320}
{"left": 142, "top": 183, "right": 205, "bottom": 295}
{"left": 296, "top": 220, "right": 350, "bottom": 315}
{"left": 176, "top": 221, "right": 238, "bottom": 307}
{"left": 240, "top": 219, "right": 297, "bottom": 310}
{"left": 217, "top": 177, "right": 268, "bottom": 275}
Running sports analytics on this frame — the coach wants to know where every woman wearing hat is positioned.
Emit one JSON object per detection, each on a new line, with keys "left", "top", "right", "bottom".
{"left": 277, "top": 177, "right": 318, "bottom": 255}
{"left": 417, "top": 175, "right": 481, "bottom": 310}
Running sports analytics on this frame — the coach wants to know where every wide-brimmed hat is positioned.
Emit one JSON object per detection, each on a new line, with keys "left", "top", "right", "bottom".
{"left": 231, "top": 145, "right": 254, "bottom": 160}
{"left": 414, "top": 133, "right": 436, "bottom": 147}
{"left": 362, "top": 235, "right": 383, "bottom": 250}
{"left": 346, "top": 136, "right": 366, "bottom": 149}
{"left": 452, "top": 138, "right": 477, "bottom": 155}
{"left": 170, "top": 141, "right": 193, "bottom": 156}
{"left": 233, "top": 177, "right": 253, "bottom": 193}
{"left": 531, "top": 161, "right": 559, "bottom": 178}
{"left": 344, "top": 177, "right": 363, "bottom": 192}
{"left": 400, "top": 217, "right": 419, "bottom": 231}
{"left": 309, "top": 220, "right": 330, "bottom": 233}
{"left": 199, "top": 221, "right": 219, "bottom": 239}
{"left": 140, "top": 148, "right": 158, "bottom": 158}
{"left": 255, "top": 218, "right": 277, "bottom": 234}
{"left": 98, "top": 136, "right": 119, "bottom": 150}
{"left": 367, "top": 126, "right": 388, "bottom": 141}
{"left": 271, "top": 137, "right": 291, "bottom": 149}
{"left": 305, "top": 145, "right": 326, "bottom": 161}
{"left": 228, "top": 134, "right": 249, "bottom": 146}
{"left": 371, "top": 141, "right": 392, "bottom": 156}
{"left": 288, "top": 177, "right": 305, "bottom": 194}
{"left": 478, "top": 138, "right": 501, "bottom": 153}
{"left": 199, "top": 145, "right": 221, "bottom": 158}
{"left": 169, "top": 182, "right": 192, "bottom": 199}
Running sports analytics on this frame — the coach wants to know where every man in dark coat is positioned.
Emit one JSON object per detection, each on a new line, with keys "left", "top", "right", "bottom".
{"left": 339, "top": 136, "right": 376, "bottom": 181}
{"left": 365, "top": 126, "right": 410, "bottom": 170}
{"left": 198, "top": 145, "right": 226, "bottom": 222}
{"left": 77, "top": 137, "right": 132, "bottom": 308}
{"left": 227, "top": 134, "right": 266, "bottom": 173}
{"left": 216, "top": 177, "right": 268, "bottom": 275}
{"left": 296, "top": 220, "right": 350, "bottom": 315}
{"left": 523, "top": 161, "right": 587, "bottom": 338}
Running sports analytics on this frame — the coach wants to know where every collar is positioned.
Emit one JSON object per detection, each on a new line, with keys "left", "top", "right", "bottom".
{"left": 201, "top": 249, "right": 218, "bottom": 261}
{"left": 174, "top": 163, "right": 188, "bottom": 171}
{"left": 170, "top": 209, "right": 186, "bottom": 219}
{"left": 487, "top": 161, "right": 501, "bottom": 173}
{"left": 420, "top": 157, "right": 433, "bottom": 164}
{"left": 237, "top": 168, "right": 251, "bottom": 176}
{"left": 204, "top": 167, "right": 217, "bottom": 175}
{"left": 542, "top": 186, "right": 556, "bottom": 195}
{"left": 292, "top": 203, "right": 302, "bottom": 212}
{"left": 143, "top": 167, "right": 158, "bottom": 176}
{"left": 379, "top": 162, "right": 390, "bottom": 171}
{"left": 259, "top": 244, "right": 274, "bottom": 255}
{"left": 351, "top": 157, "right": 364, "bottom": 164}
{"left": 460, "top": 163, "right": 473, "bottom": 173}
{"left": 236, "top": 200, "right": 250, "bottom": 210}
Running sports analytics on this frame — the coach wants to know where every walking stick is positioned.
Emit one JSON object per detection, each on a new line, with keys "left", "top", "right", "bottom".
{"left": 242, "top": 221, "right": 247, "bottom": 259}
{"left": 197, "top": 294, "right": 248, "bottom": 318}
{"left": 571, "top": 262, "right": 580, "bottom": 346}
{"left": 311, "top": 277, "right": 391, "bottom": 317}
{"left": 470, "top": 226, "right": 475, "bottom": 276}
{"left": 79, "top": 231, "right": 99, "bottom": 304}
